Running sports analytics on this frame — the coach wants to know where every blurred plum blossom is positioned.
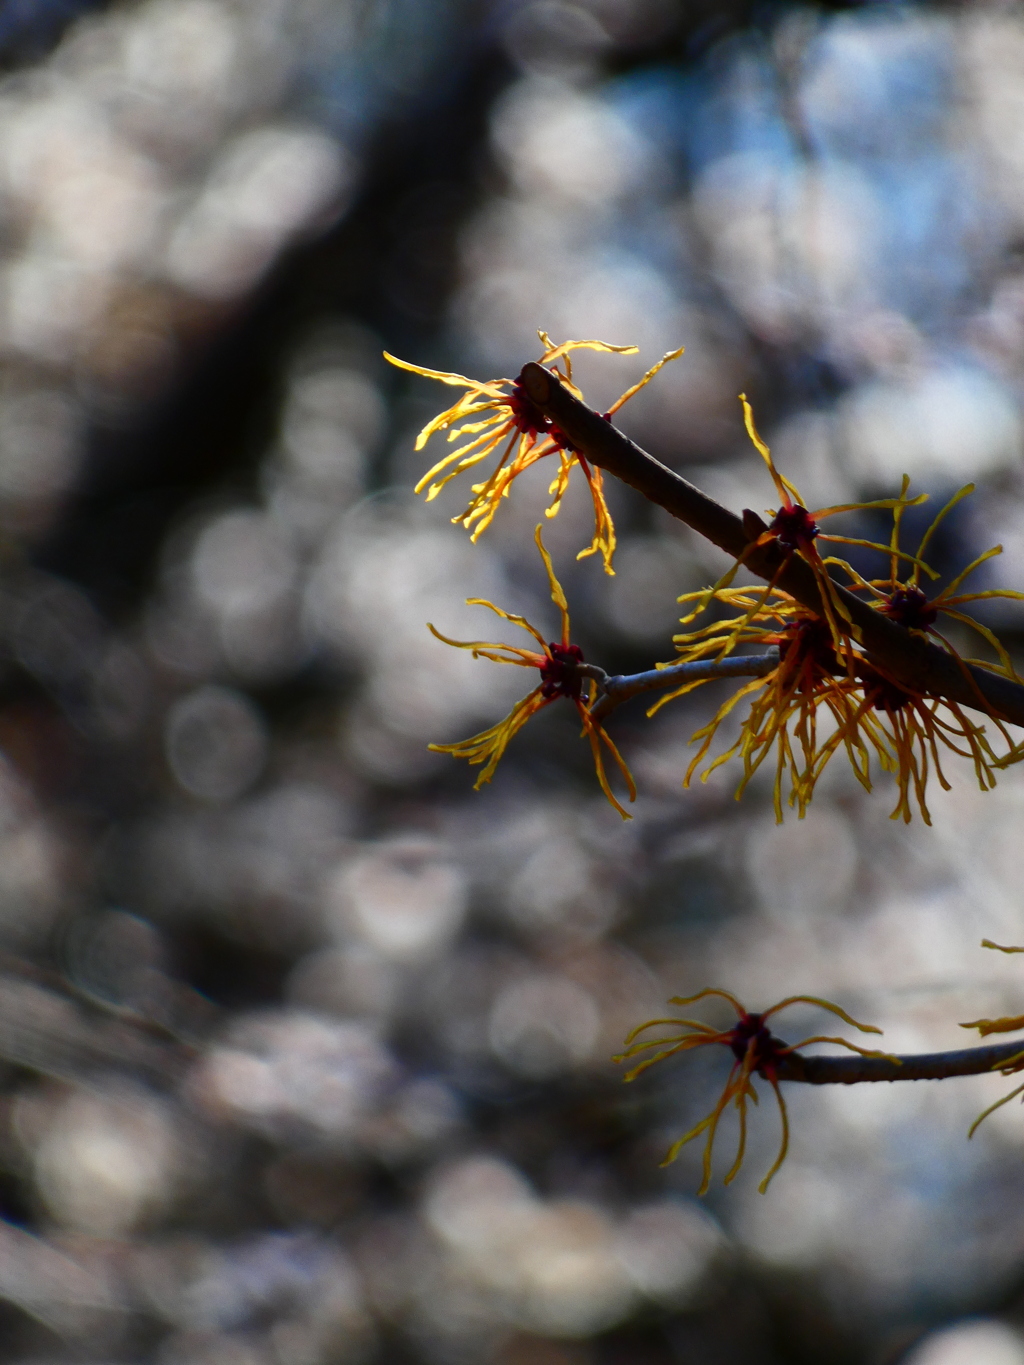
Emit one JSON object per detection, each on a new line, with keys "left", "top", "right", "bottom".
{"left": 23, "top": 1085, "right": 185, "bottom": 1235}
{"left": 419, "top": 1157, "right": 726, "bottom": 1339}
{"left": 904, "top": 1319, "right": 1024, "bottom": 1365}
{"left": 198, "top": 1011, "right": 399, "bottom": 1146}
{"left": 327, "top": 839, "right": 468, "bottom": 963}
{"left": 166, "top": 1232, "right": 374, "bottom": 1365}
{"left": 0, "top": 0, "right": 463, "bottom": 535}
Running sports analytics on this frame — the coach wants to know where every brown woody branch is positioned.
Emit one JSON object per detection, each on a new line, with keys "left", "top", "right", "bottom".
{"left": 776, "top": 1036, "right": 1024, "bottom": 1085}
{"left": 519, "top": 363, "right": 1024, "bottom": 727}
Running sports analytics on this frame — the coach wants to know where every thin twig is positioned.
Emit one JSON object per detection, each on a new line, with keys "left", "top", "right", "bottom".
{"left": 777, "top": 1036, "right": 1024, "bottom": 1085}
{"left": 587, "top": 650, "right": 780, "bottom": 722}
{"left": 519, "top": 363, "right": 1024, "bottom": 727}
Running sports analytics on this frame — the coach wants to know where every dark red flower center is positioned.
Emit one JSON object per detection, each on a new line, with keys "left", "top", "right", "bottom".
{"left": 548, "top": 424, "right": 576, "bottom": 452}
{"left": 540, "top": 642, "right": 585, "bottom": 699}
{"left": 855, "top": 662, "right": 915, "bottom": 713}
{"left": 508, "top": 383, "right": 548, "bottom": 436}
{"left": 509, "top": 378, "right": 574, "bottom": 452}
{"left": 777, "top": 615, "right": 839, "bottom": 678}
{"left": 880, "top": 585, "right": 938, "bottom": 631}
{"left": 778, "top": 618, "right": 916, "bottom": 710}
{"left": 769, "top": 503, "right": 819, "bottom": 550}
{"left": 728, "top": 1013, "right": 789, "bottom": 1075}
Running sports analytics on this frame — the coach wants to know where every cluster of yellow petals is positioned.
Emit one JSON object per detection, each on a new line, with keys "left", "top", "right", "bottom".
{"left": 839, "top": 475, "right": 1024, "bottom": 684}
{"left": 701, "top": 395, "right": 934, "bottom": 653}
{"left": 394, "top": 342, "right": 1024, "bottom": 827}
{"left": 615, "top": 989, "right": 891, "bottom": 1194}
{"left": 385, "top": 332, "right": 682, "bottom": 574}
{"left": 657, "top": 412, "right": 1024, "bottom": 823}
{"left": 659, "top": 594, "right": 863, "bottom": 820}
{"left": 661, "top": 586, "right": 1015, "bottom": 824}
{"left": 427, "top": 526, "right": 636, "bottom": 818}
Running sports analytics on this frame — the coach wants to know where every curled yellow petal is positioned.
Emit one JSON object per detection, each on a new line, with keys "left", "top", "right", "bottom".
{"left": 960, "top": 1014, "right": 1024, "bottom": 1036}
{"left": 389, "top": 336, "right": 681, "bottom": 568}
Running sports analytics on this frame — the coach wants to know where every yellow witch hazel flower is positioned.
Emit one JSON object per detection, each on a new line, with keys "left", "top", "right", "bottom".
{"left": 427, "top": 525, "right": 636, "bottom": 818}
{"left": 656, "top": 464, "right": 1024, "bottom": 823}
{"left": 961, "top": 939, "right": 1024, "bottom": 1135}
{"left": 820, "top": 479, "right": 1024, "bottom": 815}
{"left": 661, "top": 585, "right": 1014, "bottom": 825}
{"left": 657, "top": 592, "right": 865, "bottom": 821}
{"left": 385, "top": 331, "right": 683, "bottom": 573}
{"left": 849, "top": 659, "right": 1010, "bottom": 824}
{"left": 615, "top": 989, "right": 891, "bottom": 1194}
{"left": 837, "top": 477, "right": 1024, "bottom": 688}
{"left": 704, "top": 395, "right": 931, "bottom": 652}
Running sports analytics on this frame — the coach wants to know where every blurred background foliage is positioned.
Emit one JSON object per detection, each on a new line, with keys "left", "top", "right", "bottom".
{"left": 5, "top": 1, "right": 1024, "bottom": 1363}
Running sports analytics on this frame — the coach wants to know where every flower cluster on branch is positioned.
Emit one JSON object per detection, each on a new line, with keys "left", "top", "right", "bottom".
{"left": 387, "top": 333, "right": 1024, "bottom": 1193}
{"left": 662, "top": 582, "right": 1017, "bottom": 824}
{"left": 394, "top": 334, "right": 1024, "bottom": 824}
{"left": 615, "top": 989, "right": 893, "bottom": 1194}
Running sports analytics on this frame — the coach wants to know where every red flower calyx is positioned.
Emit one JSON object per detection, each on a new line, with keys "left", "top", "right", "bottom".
{"left": 769, "top": 502, "right": 820, "bottom": 550}
{"left": 540, "top": 642, "right": 585, "bottom": 699}
{"left": 880, "top": 584, "right": 939, "bottom": 631}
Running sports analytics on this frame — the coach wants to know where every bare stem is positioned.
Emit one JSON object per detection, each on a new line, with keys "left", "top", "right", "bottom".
{"left": 777, "top": 1036, "right": 1024, "bottom": 1085}
{"left": 587, "top": 650, "right": 780, "bottom": 721}
{"left": 519, "top": 363, "right": 1024, "bottom": 727}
